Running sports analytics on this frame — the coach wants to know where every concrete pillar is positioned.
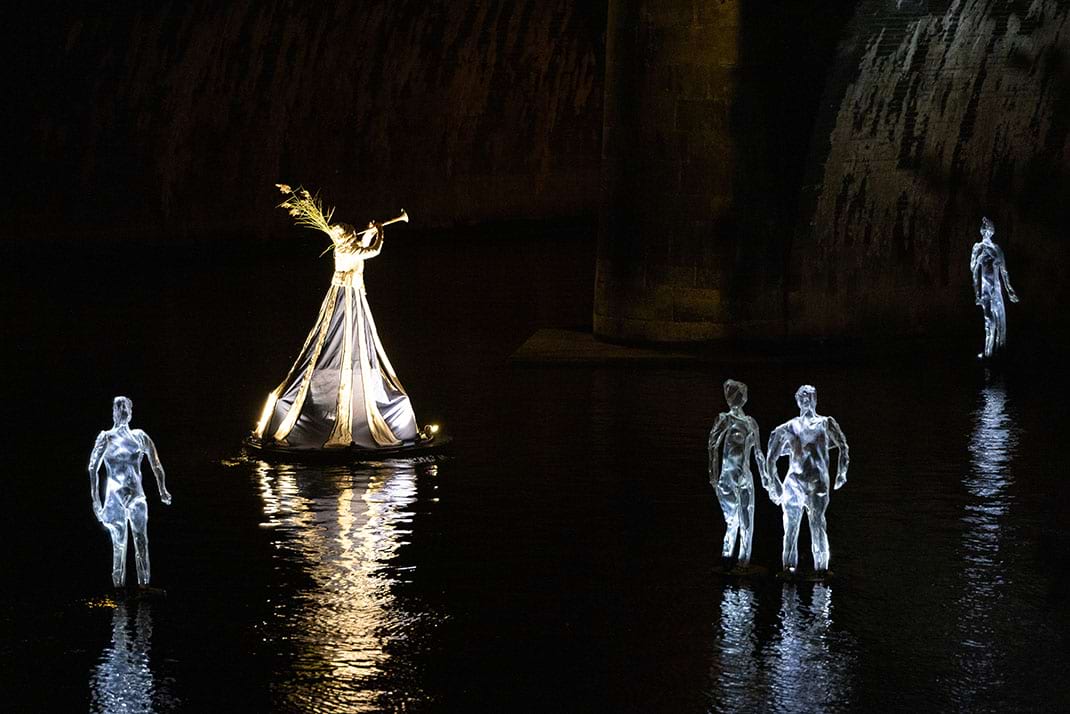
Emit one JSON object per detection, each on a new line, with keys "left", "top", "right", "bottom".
{"left": 595, "top": 0, "right": 744, "bottom": 342}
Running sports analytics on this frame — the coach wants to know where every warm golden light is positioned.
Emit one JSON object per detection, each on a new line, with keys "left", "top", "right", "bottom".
{"left": 254, "top": 462, "right": 430, "bottom": 708}
{"left": 276, "top": 183, "right": 336, "bottom": 238}
{"left": 254, "top": 391, "right": 279, "bottom": 438}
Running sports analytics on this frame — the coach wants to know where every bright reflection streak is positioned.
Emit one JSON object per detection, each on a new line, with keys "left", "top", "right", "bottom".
{"left": 90, "top": 600, "right": 178, "bottom": 713}
{"left": 708, "top": 583, "right": 853, "bottom": 711}
{"left": 954, "top": 379, "right": 1019, "bottom": 703}
{"left": 768, "top": 584, "right": 851, "bottom": 712}
{"left": 254, "top": 459, "right": 438, "bottom": 711}
{"left": 712, "top": 587, "right": 760, "bottom": 707}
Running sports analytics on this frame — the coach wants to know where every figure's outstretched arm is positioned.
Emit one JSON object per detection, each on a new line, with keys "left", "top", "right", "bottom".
{"left": 351, "top": 223, "right": 384, "bottom": 257}
{"left": 970, "top": 243, "right": 983, "bottom": 304}
{"left": 137, "top": 430, "right": 171, "bottom": 505}
{"left": 827, "top": 417, "right": 850, "bottom": 489}
{"left": 1000, "top": 261, "right": 1019, "bottom": 303}
{"left": 763, "top": 426, "right": 787, "bottom": 504}
{"left": 747, "top": 417, "right": 767, "bottom": 483}
{"left": 708, "top": 414, "right": 728, "bottom": 486}
{"left": 88, "top": 432, "right": 107, "bottom": 521}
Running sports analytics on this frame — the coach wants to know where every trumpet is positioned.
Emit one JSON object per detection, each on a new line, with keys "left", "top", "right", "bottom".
{"left": 358, "top": 209, "right": 409, "bottom": 235}
{"left": 380, "top": 209, "right": 409, "bottom": 227}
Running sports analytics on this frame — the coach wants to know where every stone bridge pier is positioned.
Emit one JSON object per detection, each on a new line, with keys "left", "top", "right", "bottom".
{"left": 596, "top": 0, "right": 752, "bottom": 343}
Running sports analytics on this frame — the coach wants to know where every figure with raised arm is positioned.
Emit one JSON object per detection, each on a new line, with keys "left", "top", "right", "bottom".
{"left": 89, "top": 397, "right": 172, "bottom": 587}
{"left": 970, "top": 216, "right": 1019, "bottom": 360}
{"left": 251, "top": 185, "right": 433, "bottom": 453}
{"left": 708, "top": 379, "right": 767, "bottom": 566}
{"left": 764, "top": 385, "right": 848, "bottom": 574}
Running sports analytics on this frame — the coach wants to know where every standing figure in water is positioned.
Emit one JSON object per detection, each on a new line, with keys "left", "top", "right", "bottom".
{"left": 970, "top": 216, "right": 1019, "bottom": 360}
{"left": 89, "top": 397, "right": 172, "bottom": 587}
{"left": 765, "top": 385, "right": 848, "bottom": 574}
{"left": 708, "top": 379, "right": 766, "bottom": 566}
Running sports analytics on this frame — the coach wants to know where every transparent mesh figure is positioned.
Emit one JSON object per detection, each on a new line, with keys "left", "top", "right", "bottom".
{"left": 970, "top": 217, "right": 1019, "bottom": 359}
{"left": 765, "top": 386, "right": 849, "bottom": 573}
{"left": 89, "top": 397, "right": 172, "bottom": 587}
{"left": 708, "top": 379, "right": 766, "bottom": 565}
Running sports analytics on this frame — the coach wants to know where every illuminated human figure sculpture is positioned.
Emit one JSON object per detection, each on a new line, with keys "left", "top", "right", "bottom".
{"left": 764, "top": 385, "right": 848, "bottom": 573}
{"left": 89, "top": 397, "right": 172, "bottom": 587}
{"left": 708, "top": 379, "right": 766, "bottom": 566}
{"left": 970, "top": 216, "right": 1019, "bottom": 359}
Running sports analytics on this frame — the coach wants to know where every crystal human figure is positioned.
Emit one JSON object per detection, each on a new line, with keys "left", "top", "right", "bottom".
{"left": 764, "top": 386, "right": 848, "bottom": 573}
{"left": 970, "top": 217, "right": 1019, "bottom": 359}
{"left": 89, "top": 397, "right": 172, "bottom": 587}
{"left": 708, "top": 380, "right": 766, "bottom": 565}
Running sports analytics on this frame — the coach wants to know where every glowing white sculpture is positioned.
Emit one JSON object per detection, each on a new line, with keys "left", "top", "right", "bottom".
{"left": 708, "top": 379, "right": 766, "bottom": 565}
{"left": 970, "top": 217, "right": 1019, "bottom": 359}
{"left": 89, "top": 397, "right": 172, "bottom": 587}
{"left": 764, "top": 385, "right": 848, "bottom": 573}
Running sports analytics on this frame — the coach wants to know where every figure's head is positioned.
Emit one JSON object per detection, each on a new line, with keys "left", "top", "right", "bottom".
{"left": 795, "top": 385, "right": 816, "bottom": 415}
{"left": 724, "top": 379, "right": 748, "bottom": 408}
{"left": 980, "top": 216, "right": 995, "bottom": 240}
{"left": 330, "top": 222, "right": 354, "bottom": 243}
{"left": 332, "top": 221, "right": 375, "bottom": 248}
{"left": 112, "top": 396, "right": 133, "bottom": 426}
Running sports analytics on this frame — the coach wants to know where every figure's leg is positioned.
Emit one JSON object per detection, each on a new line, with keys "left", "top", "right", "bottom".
{"left": 105, "top": 520, "right": 128, "bottom": 587}
{"left": 716, "top": 476, "right": 742, "bottom": 558}
{"left": 982, "top": 298, "right": 996, "bottom": 358}
{"left": 737, "top": 482, "right": 755, "bottom": 565}
{"left": 993, "top": 300, "right": 1007, "bottom": 349}
{"left": 807, "top": 492, "right": 831, "bottom": 572}
{"left": 129, "top": 499, "right": 151, "bottom": 586}
{"left": 782, "top": 504, "right": 803, "bottom": 572}
{"left": 101, "top": 497, "right": 128, "bottom": 587}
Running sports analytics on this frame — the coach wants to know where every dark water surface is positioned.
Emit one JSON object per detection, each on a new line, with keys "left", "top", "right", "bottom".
{"left": 3, "top": 227, "right": 1070, "bottom": 712}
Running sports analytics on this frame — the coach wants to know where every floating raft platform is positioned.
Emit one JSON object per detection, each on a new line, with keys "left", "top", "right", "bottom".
{"left": 243, "top": 434, "right": 452, "bottom": 462}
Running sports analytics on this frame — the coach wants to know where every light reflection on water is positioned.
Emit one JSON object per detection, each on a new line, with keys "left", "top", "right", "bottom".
{"left": 90, "top": 600, "right": 178, "bottom": 713}
{"left": 769, "top": 584, "right": 851, "bottom": 712}
{"left": 254, "top": 459, "right": 440, "bottom": 712}
{"left": 712, "top": 586, "right": 760, "bottom": 707}
{"left": 710, "top": 583, "right": 853, "bottom": 712}
{"left": 952, "top": 378, "right": 1019, "bottom": 704}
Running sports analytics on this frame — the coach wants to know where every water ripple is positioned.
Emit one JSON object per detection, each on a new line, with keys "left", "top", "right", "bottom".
{"left": 252, "top": 459, "right": 442, "bottom": 711}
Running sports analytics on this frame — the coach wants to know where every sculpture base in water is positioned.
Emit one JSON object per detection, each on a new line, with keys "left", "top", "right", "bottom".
{"left": 243, "top": 433, "right": 451, "bottom": 462}
{"left": 102, "top": 586, "right": 168, "bottom": 600}
{"left": 711, "top": 563, "right": 771, "bottom": 579}
{"left": 129, "top": 586, "right": 167, "bottom": 598}
{"left": 776, "top": 569, "right": 836, "bottom": 583}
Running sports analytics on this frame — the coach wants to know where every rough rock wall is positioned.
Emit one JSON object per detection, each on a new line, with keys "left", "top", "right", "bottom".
{"left": 14, "top": 2, "right": 605, "bottom": 235}
{"left": 791, "top": 0, "right": 1070, "bottom": 338}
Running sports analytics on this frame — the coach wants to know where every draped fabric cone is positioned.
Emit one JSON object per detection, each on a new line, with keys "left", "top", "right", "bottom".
{"left": 254, "top": 228, "right": 419, "bottom": 449}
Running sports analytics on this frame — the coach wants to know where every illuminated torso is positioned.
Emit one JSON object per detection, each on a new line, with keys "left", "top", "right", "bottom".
{"left": 720, "top": 413, "right": 752, "bottom": 481}
{"left": 975, "top": 241, "right": 1003, "bottom": 299}
{"left": 784, "top": 415, "right": 831, "bottom": 489}
{"left": 332, "top": 249, "right": 367, "bottom": 288}
{"left": 101, "top": 427, "right": 147, "bottom": 504}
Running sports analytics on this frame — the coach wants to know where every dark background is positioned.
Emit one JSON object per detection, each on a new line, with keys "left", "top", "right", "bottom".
{"left": 7, "top": 1, "right": 1070, "bottom": 342}
{"left": 4, "top": 3, "right": 1070, "bottom": 711}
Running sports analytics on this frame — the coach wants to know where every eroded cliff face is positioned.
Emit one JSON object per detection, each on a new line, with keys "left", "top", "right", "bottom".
{"left": 17, "top": 2, "right": 605, "bottom": 235}
{"left": 792, "top": 0, "right": 1070, "bottom": 338}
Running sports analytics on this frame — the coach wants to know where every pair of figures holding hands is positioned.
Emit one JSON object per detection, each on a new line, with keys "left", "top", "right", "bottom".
{"left": 708, "top": 380, "right": 849, "bottom": 574}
